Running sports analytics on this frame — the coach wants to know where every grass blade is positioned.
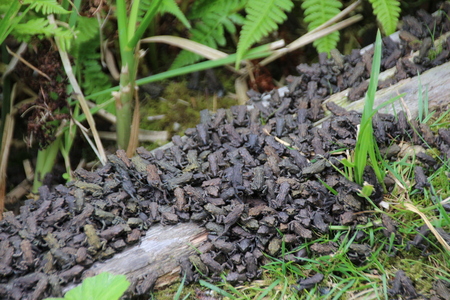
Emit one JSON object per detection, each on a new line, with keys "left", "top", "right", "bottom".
{"left": 199, "top": 280, "right": 234, "bottom": 298}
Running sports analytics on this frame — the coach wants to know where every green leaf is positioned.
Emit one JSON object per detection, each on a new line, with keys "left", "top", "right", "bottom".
{"left": 12, "top": 17, "right": 76, "bottom": 51}
{"left": 159, "top": 0, "right": 191, "bottom": 29}
{"left": 87, "top": 42, "right": 275, "bottom": 100}
{"left": 236, "top": 0, "right": 293, "bottom": 68}
{"left": 359, "top": 183, "right": 374, "bottom": 198}
{"left": 62, "top": 272, "right": 129, "bottom": 300}
{"left": 353, "top": 30, "right": 382, "bottom": 185}
{"left": 199, "top": 280, "right": 234, "bottom": 298}
{"left": 302, "top": 0, "right": 342, "bottom": 54}
{"left": 368, "top": 0, "right": 401, "bottom": 35}
{"left": 171, "top": 0, "right": 246, "bottom": 69}
{"left": 341, "top": 158, "right": 355, "bottom": 168}
{"left": 25, "top": 0, "right": 70, "bottom": 14}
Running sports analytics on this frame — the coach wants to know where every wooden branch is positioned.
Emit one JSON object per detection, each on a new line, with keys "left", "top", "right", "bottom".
{"left": 64, "top": 222, "right": 207, "bottom": 293}
{"left": 318, "top": 60, "right": 450, "bottom": 126}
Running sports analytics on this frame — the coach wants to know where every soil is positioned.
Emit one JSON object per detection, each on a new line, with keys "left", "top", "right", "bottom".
{"left": 2, "top": 4, "right": 450, "bottom": 300}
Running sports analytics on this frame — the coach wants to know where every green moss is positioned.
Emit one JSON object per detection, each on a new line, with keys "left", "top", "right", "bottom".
{"left": 379, "top": 253, "right": 435, "bottom": 295}
{"left": 139, "top": 75, "right": 238, "bottom": 150}
{"left": 427, "top": 109, "right": 450, "bottom": 131}
{"left": 427, "top": 44, "right": 443, "bottom": 61}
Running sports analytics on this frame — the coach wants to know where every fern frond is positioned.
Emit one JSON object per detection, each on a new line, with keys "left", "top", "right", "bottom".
{"left": 188, "top": 0, "right": 245, "bottom": 19}
{"left": 159, "top": 0, "right": 190, "bottom": 29}
{"left": 54, "top": 27, "right": 76, "bottom": 51}
{"left": 70, "top": 18, "right": 114, "bottom": 113}
{"left": 139, "top": 0, "right": 190, "bottom": 28}
{"left": 12, "top": 18, "right": 76, "bottom": 50}
{"left": 73, "top": 17, "right": 99, "bottom": 44}
{"left": 368, "top": 0, "right": 401, "bottom": 35}
{"left": 24, "top": 0, "right": 70, "bottom": 14}
{"left": 302, "top": 0, "right": 342, "bottom": 54}
{"left": 171, "top": 0, "right": 246, "bottom": 69}
{"left": 80, "top": 53, "right": 114, "bottom": 113}
{"left": 235, "top": 0, "right": 293, "bottom": 69}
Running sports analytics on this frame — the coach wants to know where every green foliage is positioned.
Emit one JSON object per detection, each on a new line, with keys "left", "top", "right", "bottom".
{"left": 138, "top": 0, "right": 190, "bottom": 28}
{"left": 0, "top": 0, "right": 70, "bottom": 47}
{"left": 157, "top": 0, "right": 191, "bottom": 28}
{"left": 345, "top": 30, "right": 403, "bottom": 189}
{"left": 236, "top": 0, "right": 293, "bottom": 68}
{"left": 45, "top": 272, "right": 130, "bottom": 300}
{"left": 171, "top": 0, "right": 246, "bottom": 69}
{"left": 302, "top": 0, "right": 342, "bottom": 55}
{"left": 368, "top": 0, "right": 401, "bottom": 35}
{"left": 70, "top": 17, "right": 114, "bottom": 113}
{"left": 12, "top": 18, "right": 75, "bottom": 51}
{"left": 24, "top": 0, "right": 70, "bottom": 15}
{"left": 353, "top": 30, "right": 384, "bottom": 186}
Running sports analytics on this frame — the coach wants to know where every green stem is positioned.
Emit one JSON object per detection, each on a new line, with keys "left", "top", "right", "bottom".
{"left": 33, "top": 136, "right": 62, "bottom": 193}
{"left": 115, "top": 0, "right": 137, "bottom": 150}
{"left": 87, "top": 43, "right": 274, "bottom": 100}
{"left": 127, "top": 0, "right": 162, "bottom": 48}
{"left": 68, "top": 0, "right": 82, "bottom": 27}
{"left": 0, "top": 1, "right": 22, "bottom": 45}
{"left": 116, "top": 60, "right": 135, "bottom": 149}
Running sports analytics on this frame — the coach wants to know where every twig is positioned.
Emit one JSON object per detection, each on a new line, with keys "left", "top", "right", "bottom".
{"left": 259, "top": 14, "right": 363, "bottom": 67}
{"left": 403, "top": 202, "right": 450, "bottom": 252}
{"left": 6, "top": 46, "right": 52, "bottom": 81}
{"left": 2, "top": 42, "right": 28, "bottom": 81}
{"left": 48, "top": 14, "right": 107, "bottom": 165}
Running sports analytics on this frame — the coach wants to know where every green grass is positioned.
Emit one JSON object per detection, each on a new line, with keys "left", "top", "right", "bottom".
{"left": 159, "top": 214, "right": 448, "bottom": 299}
{"left": 340, "top": 31, "right": 404, "bottom": 192}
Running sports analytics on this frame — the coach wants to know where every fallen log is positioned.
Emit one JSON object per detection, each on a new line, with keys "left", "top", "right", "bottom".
{"left": 69, "top": 59, "right": 450, "bottom": 294}
{"left": 65, "top": 222, "right": 207, "bottom": 293}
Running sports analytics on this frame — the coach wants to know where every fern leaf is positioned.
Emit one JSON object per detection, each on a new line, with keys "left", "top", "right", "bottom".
{"left": 139, "top": 0, "right": 190, "bottom": 29}
{"left": 368, "top": 0, "right": 401, "bottom": 35}
{"left": 24, "top": 0, "right": 69, "bottom": 14}
{"left": 302, "top": 0, "right": 342, "bottom": 55}
{"left": 236, "top": 0, "right": 293, "bottom": 69}
{"left": 12, "top": 18, "right": 76, "bottom": 50}
{"left": 70, "top": 19, "right": 114, "bottom": 113}
{"left": 159, "top": 0, "right": 191, "bottom": 29}
{"left": 72, "top": 17, "right": 99, "bottom": 45}
{"left": 171, "top": 0, "right": 246, "bottom": 69}
{"left": 55, "top": 27, "right": 76, "bottom": 51}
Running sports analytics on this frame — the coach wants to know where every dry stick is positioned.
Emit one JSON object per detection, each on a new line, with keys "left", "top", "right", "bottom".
{"left": 258, "top": 0, "right": 362, "bottom": 67}
{"left": 0, "top": 44, "right": 28, "bottom": 219}
{"left": 140, "top": 36, "right": 229, "bottom": 61}
{"left": 126, "top": 88, "right": 141, "bottom": 157}
{"left": 0, "top": 114, "right": 14, "bottom": 219}
{"left": 6, "top": 46, "right": 51, "bottom": 81}
{"left": 86, "top": 99, "right": 117, "bottom": 124}
{"left": 0, "top": 81, "right": 22, "bottom": 217}
{"left": 48, "top": 15, "right": 107, "bottom": 165}
{"left": 95, "top": 129, "right": 168, "bottom": 142}
{"left": 2, "top": 43, "right": 28, "bottom": 79}
{"left": 404, "top": 203, "right": 450, "bottom": 252}
{"left": 5, "top": 160, "right": 34, "bottom": 205}
{"left": 235, "top": 3, "right": 362, "bottom": 103}
{"left": 259, "top": 14, "right": 363, "bottom": 68}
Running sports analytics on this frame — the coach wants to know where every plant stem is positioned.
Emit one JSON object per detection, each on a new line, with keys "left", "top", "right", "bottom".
{"left": 86, "top": 43, "right": 274, "bottom": 100}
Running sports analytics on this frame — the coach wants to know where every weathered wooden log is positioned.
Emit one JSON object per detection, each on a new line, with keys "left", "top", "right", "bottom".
{"left": 68, "top": 59, "right": 450, "bottom": 294}
{"left": 65, "top": 222, "right": 207, "bottom": 293}
{"left": 320, "top": 60, "right": 450, "bottom": 125}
